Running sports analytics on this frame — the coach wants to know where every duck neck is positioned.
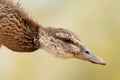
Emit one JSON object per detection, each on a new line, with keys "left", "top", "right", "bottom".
{"left": 38, "top": 27, "right": 50, "bottom": 48}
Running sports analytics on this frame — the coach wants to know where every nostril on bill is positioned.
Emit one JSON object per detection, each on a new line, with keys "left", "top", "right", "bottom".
{"left": 85, "top": 51, "right": 90, "bottom": 54}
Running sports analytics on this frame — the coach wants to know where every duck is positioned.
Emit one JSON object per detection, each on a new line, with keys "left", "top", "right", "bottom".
{"left": 0, "top": 0, "right": 106, "bottom": 65}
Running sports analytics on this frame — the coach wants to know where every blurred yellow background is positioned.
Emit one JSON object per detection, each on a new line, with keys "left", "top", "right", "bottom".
{"left": 0, "top": 0, "right": 120, "bottom": 80}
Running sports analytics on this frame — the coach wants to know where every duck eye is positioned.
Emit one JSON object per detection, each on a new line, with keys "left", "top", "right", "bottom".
{"left": 63, "top": 38, "right": 73, "bottom": 43}
{"left": 85, "top": 51, "right": 90, "bottom": 54}
{"left": 55, "top": 35, "right": 74, "bottom": 44}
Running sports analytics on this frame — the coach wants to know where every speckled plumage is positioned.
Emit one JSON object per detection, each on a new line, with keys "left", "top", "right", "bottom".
{"left": 0, "top": 0, "right": 40, "bottom": 52}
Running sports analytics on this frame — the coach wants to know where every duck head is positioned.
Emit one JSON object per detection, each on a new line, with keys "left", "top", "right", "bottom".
{"left": 39, "top": 27, "right": 106, "bottom": 65}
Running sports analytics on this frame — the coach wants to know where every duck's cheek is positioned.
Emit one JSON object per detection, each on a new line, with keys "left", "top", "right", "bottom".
{"left": 45, "top": 47, "right": 74, "bottom": 58}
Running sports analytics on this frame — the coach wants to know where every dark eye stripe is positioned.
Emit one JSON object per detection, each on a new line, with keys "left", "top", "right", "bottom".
{"left": 55, "top": 36, "right": 74, "bottom": 44}
{"left": 62, "top": 38, "right": 73, "bottom": 43}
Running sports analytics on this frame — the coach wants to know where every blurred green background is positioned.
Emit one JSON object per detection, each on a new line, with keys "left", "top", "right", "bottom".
{"left": 0, "top": 0, "right": 120, "bottom": 80}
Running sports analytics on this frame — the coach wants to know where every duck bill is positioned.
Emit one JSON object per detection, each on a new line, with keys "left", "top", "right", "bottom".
{"left": 74, "top": 45, "right": 106, "bottom": 65}
{"left": 75, "top": 53, "right": 106, "bottom": 65}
